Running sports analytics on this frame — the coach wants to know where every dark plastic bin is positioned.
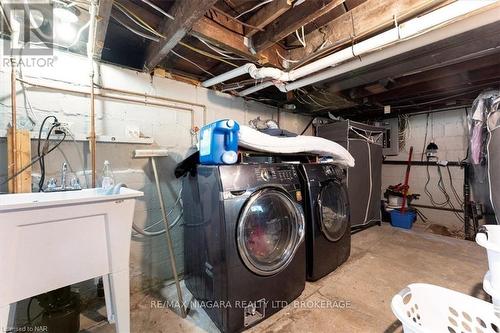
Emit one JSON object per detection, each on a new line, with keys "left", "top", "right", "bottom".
{"left": 390, "top": 209, "right": 416, "bottom": 229}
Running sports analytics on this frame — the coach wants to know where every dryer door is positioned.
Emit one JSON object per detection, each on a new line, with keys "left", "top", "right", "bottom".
{"left": 318, "top": 182, "right": 349, "bottom": 242}
{"left": 237, "top": 188, "right": 305, "bottom": 276}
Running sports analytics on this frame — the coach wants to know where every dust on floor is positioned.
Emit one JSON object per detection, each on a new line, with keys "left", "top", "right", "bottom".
{"left": 83, "top": 224, "right": 488, "bottom": 333}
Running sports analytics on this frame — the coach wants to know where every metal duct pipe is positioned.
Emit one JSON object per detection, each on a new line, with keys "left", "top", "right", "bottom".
{"left": 219, "top": 0, "right": 498, "bottom": 96}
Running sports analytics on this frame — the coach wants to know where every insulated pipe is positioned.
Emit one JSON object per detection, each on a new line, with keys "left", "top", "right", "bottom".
{"left": 202, "top": 63, "right": 287, "bottom": 87}
{"left": 205, "top": 0, "right": 497, "bottom": 96}
{"left": 282, "top": 1, "right": 500, "bottom": 93}
{"left": 202, "top": 63, "right": 256, "bottom": 87}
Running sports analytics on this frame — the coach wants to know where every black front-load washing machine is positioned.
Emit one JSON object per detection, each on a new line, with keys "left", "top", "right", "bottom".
{"left": 182, "top": 164, "right": 306, "bottom": 333}
{"left": 299, "top": 163, "right": 351, "bottom": 281}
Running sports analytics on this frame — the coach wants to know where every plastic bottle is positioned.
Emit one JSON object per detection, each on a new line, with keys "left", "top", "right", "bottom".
{"left": 101, "top": 160, "right": 115, "bottom": 191}
{"left": 199, "top": 119, "right": 240, "bottom": 165}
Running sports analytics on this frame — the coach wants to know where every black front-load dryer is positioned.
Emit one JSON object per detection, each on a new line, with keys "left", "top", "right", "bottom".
{"left": 299, "top": 163, "right": 351, "bottom": 281}
{"left": 182, "top": 164, "right": 306, "bottom": 333}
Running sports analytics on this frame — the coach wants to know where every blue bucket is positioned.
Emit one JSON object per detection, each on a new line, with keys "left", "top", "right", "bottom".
{"left": 390, "top": 209, "right": 416, "bottom": 229}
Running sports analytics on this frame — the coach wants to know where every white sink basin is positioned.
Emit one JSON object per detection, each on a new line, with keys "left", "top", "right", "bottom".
{"left": 0, "top": 187, "right": 143, "bottom": 333}
{"left": 0, "top": 187, "right": 142, "bottom": 211}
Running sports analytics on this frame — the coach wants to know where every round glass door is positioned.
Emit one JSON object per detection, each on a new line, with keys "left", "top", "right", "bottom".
{"left": 237, "top": 188, "right": 304, "bottom": 276}
{"left": 319, "top": 182, "right": 349, "bottom": 242}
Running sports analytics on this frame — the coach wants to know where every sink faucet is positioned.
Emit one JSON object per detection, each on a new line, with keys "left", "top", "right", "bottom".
{"left": 61, "top": 162, "right": 68, "bottom": 190}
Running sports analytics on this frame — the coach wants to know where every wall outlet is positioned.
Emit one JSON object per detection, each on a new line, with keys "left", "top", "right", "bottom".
{"left": 126, "top": 126, "right": 141, "bottom": 138}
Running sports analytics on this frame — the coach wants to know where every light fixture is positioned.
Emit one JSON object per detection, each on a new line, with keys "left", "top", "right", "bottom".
{"left": 53, "top": 5, "right": 79, "bottom": 45}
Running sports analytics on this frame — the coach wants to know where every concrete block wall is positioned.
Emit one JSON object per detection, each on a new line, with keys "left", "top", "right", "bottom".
{"left": 0, "top": 44, "right": 312, "bottom": 299}
{"left": 383, "top": 108, "right": 469, "bottom": 231}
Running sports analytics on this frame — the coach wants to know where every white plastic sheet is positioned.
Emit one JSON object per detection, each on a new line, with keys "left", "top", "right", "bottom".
{"left": 238, "top": 125, "right": 355, "bottom": 167}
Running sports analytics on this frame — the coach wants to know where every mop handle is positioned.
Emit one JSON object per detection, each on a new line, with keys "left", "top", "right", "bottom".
{"left": 401, "top": 146, "right": 414, "bottom": 213}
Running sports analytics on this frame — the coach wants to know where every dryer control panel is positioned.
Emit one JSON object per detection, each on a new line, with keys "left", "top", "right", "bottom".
{"left": 218, "top": 164, "right": 300, "bottom": 191}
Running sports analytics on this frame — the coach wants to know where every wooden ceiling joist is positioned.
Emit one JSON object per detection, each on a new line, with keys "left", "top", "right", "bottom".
{"left": 94, "top": 0, "right": 113, "bottom": 59}
{"left": 144, "top": 0, "right": 218, "bottom": 71}
{"left": 287, "top": 0, "right": 449, "bottom": 66}
{"left": 350, "top": 52, "right": 500, "bottom": 99}
{"left": 244, "top": 0, "right": 292, "bottom": 38}
{"left": 323, "top": 20, "right": 500, "bottom": 95}
{"left": 251, "top": 0, "right": 346, "bottom": 53}
{"left": 191, "top": 16, "right": 283, "bottom": 68}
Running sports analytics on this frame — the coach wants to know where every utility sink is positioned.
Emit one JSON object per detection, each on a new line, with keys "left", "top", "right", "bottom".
{"left": 0, "top": 187, "right": 143, "bottom": 333}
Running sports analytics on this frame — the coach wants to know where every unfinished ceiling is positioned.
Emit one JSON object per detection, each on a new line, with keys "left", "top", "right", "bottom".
{"left": 3, "top": 0, "right": 500, "bottom": 118}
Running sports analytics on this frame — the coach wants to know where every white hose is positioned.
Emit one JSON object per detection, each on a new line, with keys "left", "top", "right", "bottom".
{"left": 132, "top": 187, "right": 184, "bottom": 236}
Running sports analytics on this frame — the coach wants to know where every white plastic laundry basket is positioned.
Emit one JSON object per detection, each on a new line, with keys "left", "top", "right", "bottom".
{"left": 477, "top": 225, "right": 500, "bottom": 306}
{"left": 391, "top": 283, "right": 500, "bottom": 333}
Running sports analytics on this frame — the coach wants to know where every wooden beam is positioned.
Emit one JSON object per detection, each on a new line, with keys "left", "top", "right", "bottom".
{"left": 351, "top": 52, "right": 500, "bottom": 99}
{"left": 190, "top": 16, "right": 283, "bottom": 68}
{"left": 322, "top": 18, "right": 500, "bottom": 95}
{"left": 251, "top": 0, "right": 345, "bottom": 52}
{"left": 7, "top": 129, "right": 31, "bottom": 193}
{"left": 94, "top": 0, "right": 113, "bottom": 59}
{"left": 144, "top": 0, "right": 218, "bottom": 71}
{"left": 372, "top": 64, "right": 500, "bottom": 103}
{"left": 288, "top": 0, "right": 449, "bottom": 65}
{"left": 245, "top": 0, "right": 292, "bottom": 37}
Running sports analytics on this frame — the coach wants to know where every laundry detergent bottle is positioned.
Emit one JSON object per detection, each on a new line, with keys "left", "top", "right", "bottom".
{"left": 199, "top": 119, "right": 240, "bottom": 165}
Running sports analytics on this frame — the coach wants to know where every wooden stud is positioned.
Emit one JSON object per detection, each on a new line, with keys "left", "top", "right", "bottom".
{"left": 7, "top": 129, "right": 31, "bottom": 193}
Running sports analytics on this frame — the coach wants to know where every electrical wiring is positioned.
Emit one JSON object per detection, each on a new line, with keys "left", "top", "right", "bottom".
{"left": 171, "top": 50, "right": 215, "bottom": 77}
{"left": 0, "top": 120, "right": 66, "bottom": 188}
{"left": 195, "top": 36, "right": 247, "bottom": 61}
{"left": 295, "top": 26, "right": 306, "bottom": 47}
{"left": 275, "top": 49, "right": 301, "bottom": 65}
{"left": 234, "top": 0, "right": 273, "bottom": 19}
{"left": 446, "top": 165, "right": 464, "bottom": 206}
{"left": 178, "top": 41, "right": 238, "bottom": 68}
{"left": 113, "top": 2, "right": 164, "bottom": 38}
{"left": 398, "top": 114, "right": 410, "bottom": 152}
{"left": 141, "top": 0, "right": 174, "bottom": 20}
{"left": 421, "top": 113, "right": 430, "bottom": 161}
{"left": 37, "top": 116, "right": 60, "bottom": 191}
{"left": 111, "top": 1, "right": 241, "bottom": 69}
{"left": 110, "top": 13, "right": 160, "bottom": 42}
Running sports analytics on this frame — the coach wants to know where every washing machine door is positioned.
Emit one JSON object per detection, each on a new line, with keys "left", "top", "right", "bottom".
{"left": 237, "top": 188, "right": 305, "bottom": 276}
{"left": 318, "top": 181, "right": 349, "bottom": 242}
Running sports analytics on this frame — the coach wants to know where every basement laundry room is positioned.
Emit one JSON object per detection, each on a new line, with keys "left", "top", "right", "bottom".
{"left": 2, "top": 0, "right": 500, "bottom": 332}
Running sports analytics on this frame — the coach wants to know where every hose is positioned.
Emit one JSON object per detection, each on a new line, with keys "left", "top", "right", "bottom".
{"left": 132, "top": 187, "right": 184, "bottom": 236}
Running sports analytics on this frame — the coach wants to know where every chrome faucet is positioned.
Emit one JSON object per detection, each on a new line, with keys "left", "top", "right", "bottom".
{"left": 61, "top": 162, "right": 68, "bottom": 190}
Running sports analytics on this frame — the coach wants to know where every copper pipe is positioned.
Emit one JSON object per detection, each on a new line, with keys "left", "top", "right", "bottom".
{"left": 15, "top": 77, "right": 205, "bottom": 127}
{"left": 10, "top": 59, "right": 17, "bottom": 193}
{"left": 90, "top": 75, "right": 96, "bottom": 187}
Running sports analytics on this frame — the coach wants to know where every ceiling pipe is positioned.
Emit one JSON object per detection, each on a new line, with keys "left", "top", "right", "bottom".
{"left": 281, "top": 1, "right": 500, "bottom": 93}
{"left": 201, "top": 0, "right": 497, "bottom": 96}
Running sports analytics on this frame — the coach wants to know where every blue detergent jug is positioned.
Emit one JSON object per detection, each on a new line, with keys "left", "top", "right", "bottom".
{"left": 199, "top": 119, "right": 240, "bottom": 165}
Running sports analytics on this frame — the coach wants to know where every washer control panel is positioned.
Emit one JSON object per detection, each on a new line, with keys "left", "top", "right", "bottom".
{"left": 254, "top": 165, "right": 298, "bottom": 182}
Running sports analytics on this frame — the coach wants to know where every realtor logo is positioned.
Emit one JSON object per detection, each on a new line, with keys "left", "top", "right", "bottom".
{"left": 1, "top": 0, "right": 53, "bottom": 57}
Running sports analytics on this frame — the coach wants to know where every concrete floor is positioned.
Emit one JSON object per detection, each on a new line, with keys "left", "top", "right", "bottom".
{"left": 83, "top": 224, "right": 489, "bottom": 333}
